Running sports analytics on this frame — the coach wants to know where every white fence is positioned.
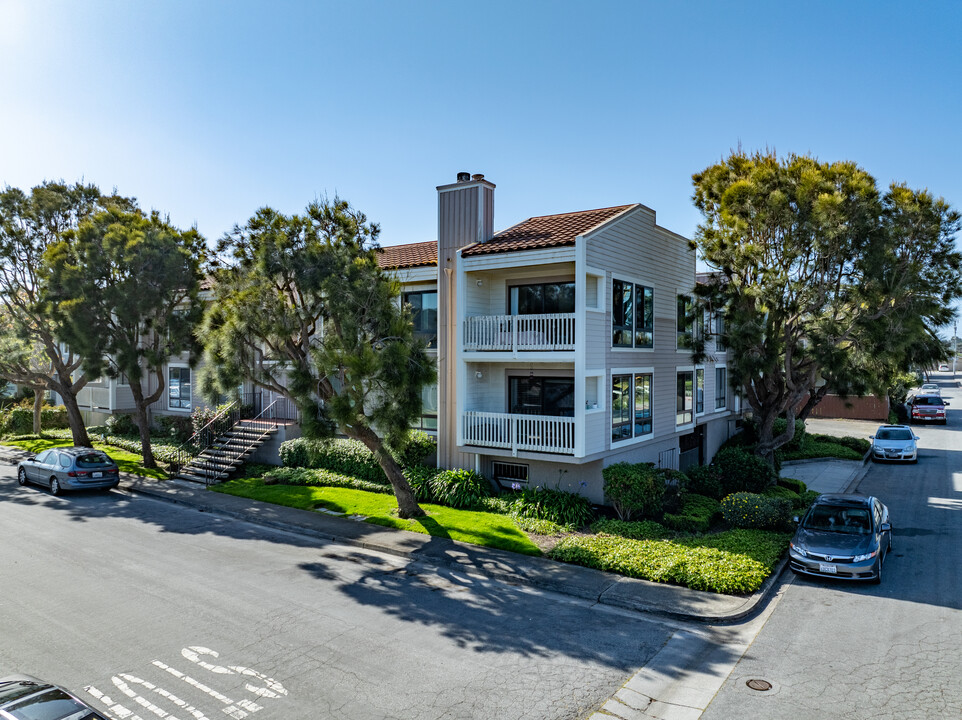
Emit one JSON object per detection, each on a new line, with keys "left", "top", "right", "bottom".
{"left": 461, "top": 411, "right": 576, "bottom": 455}
{"left": 463, "top": 313, "right": 576, "bottom": 351}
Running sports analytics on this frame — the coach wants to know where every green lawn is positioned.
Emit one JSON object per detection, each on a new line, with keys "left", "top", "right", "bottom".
{"left": 2, "top": 436, "right": 168, "bottom": 480}
{"left": 212, "top": 477, "right": 542, "bottom": 556}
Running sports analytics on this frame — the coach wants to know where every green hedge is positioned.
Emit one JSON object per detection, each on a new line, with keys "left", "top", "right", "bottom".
{"left": 721, "top": 492, "right": 793, "bottom": 530}
{"left": 589, "top": 518, "right": 672, "bottom": 540}
{"left": 663, "top": 493, "right": 722, "bottom": 534}
{"left": 279, "top": 437, "right": 385, "bottom": 482}
{"left": 714, "top": 447, "right": 777, "bottom": 495}
{"left": 262, "top": 466, "right": 393, "bottom": 494}
{"left": 777, "top": 477, "right": 807, "bottom": 494}
{"left": 684, "top": 464, "right": 723, "bottom": 500}
{"left": 602, "top": 462, "right": 664, "bottom": 521}
{"left": 429, "top": 468, "right": 491, "bottom": 509}
{"left": 548, "top": 529, "right": 790, "bottom": 594}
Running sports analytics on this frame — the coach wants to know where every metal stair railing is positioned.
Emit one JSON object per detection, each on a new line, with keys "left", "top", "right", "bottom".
{"left": 167, "top": 392, "right": 263, "bottom": 478}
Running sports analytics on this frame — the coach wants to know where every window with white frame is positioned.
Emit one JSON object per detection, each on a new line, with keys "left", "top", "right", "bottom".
{"left": 411, "top": 383, "right": 438, "bottom": 431}
{"left": 612, "top": 279, "right": 653, "bottom": 348}
{"left": 715, "top": 367, "right": 728, "bottom": 410}
{"left": 612, "top": 372, "right": 652, "bottom": 443}
{"left": 168, "top": 366, "right": 191, "bottom": 410}
{"left": 676, "top": 370, "right": 694, "bottom": 425}
{"left": 402, "top": 290, "right": 438, "bottom": 349}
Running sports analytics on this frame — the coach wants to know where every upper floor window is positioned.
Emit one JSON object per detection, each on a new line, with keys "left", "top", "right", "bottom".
{"left": 510, "top": 282, "right": 575, "bottom": 315}
{"left": 403, "top": 291, "right": 438, "bottom": 349}
{"left": 696, "top": 368, "right": 705, "bottom": 415}
{"left": 677, "top": 295, "right": 694, "bottom": 349}
{"left": 411, "top": 383, "right": 438, "bottom": 431}
{"left": 715, "top": 367, "right": 728, "bottom": 410}
{"left": 612, "top": 279, "right": 653, "bottom": 348}
{"left": 713, "top": 311, "right": 727, "bottom": 352}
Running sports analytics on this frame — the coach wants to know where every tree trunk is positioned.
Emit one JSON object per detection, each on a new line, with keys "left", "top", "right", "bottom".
{"left": 129, "top": 382, "right": 156, "bottom": 468}
{"left": 351, "top": 424, "right": 425, "bottom": 518}
{"left": 59, "top": 388, "right": 91, "bottom": 447}
{"left": 32, "top": 390, "right": 43, "bottom": 435}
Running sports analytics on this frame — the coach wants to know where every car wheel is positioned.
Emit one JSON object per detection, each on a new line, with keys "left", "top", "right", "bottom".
{"left": 871, "top": 557, "right": 882, "bottom": 585}
{"left": 49, "top": 477, "right": 61, "bottom": 496}
{"left": 17, "top": 467, "right": 27, "bottom": 486}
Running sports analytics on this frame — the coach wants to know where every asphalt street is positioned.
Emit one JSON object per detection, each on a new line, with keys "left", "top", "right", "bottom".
{"left": 0, "top": 463, "right": 697, "bottom": 720}
{"left": 701, "top": 372, "right": 962, "bottom": 720}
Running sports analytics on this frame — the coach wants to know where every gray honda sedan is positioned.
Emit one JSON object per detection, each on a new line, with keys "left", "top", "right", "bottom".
{"left": 789, "top": 494, "right": 893, "bottom": 584}
{"left": 17, "top": 447, "right": 120, "bottom": 495}
{"left": 0, "top": 674, "right": 106, "bottom": 719}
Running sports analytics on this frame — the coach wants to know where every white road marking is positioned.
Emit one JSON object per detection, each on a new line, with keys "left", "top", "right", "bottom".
{"left": 153, "top": 661, "right": 235, "bottom": 704}
{"left": 85, "top": 685, "right": 144, "bottom": 720}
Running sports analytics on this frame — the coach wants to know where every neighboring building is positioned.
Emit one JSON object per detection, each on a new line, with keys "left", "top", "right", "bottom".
{"left": 380, "top": 172, "right": 741, "bottom": 504}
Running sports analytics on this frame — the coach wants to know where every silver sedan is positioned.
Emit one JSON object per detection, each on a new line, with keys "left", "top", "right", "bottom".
{"left": 17, "top": 447, "right": 120, "bottom": 495}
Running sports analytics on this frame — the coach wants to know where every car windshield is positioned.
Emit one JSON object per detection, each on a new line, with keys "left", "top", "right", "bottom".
{"left": 913, "top": 396, "right": 942, "bottom": 406}
{"left": 921, "top": 384, "right": 938, "bottom": 390}
{"left": 804, "top": 505, "right": 872, "bottom": 534}
{"left": 75, "top": 453, "right": 112, "bottom": 468}
{"left": 876, "top": 428, "right": 912, "bottom": 441}
{"left": 5, "top": 687, "right": 96, "bottom": 720}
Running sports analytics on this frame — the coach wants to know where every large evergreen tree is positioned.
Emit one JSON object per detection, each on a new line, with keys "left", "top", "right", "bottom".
{"left": 43, "top": 208, "right": 205, "bottom": 467}
{"left": 691, "top": 151, "right": 962, "bottom": 465}
{"left": 0, "top": 182, "right": 137, "bottom": 446}
{"left": 199, "top": 199, "right": 435, "bottom": 518}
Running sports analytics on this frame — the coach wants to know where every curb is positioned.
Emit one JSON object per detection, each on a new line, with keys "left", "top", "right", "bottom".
{"left": 1, "top": 449, "right": 784, "bottom": 624}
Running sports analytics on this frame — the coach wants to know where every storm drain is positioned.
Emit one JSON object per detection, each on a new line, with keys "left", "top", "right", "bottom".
{"left": 746, "top": 679, "right": 773, "bottom": 692}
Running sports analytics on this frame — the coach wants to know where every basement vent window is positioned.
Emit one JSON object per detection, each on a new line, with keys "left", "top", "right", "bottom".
{"left": 493, "top": 462, "right": 529, "bottom": 490}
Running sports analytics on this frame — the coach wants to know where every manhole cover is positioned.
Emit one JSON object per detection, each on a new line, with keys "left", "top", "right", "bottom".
{"left": 746, "top": 679, "right": 773, "bottom": 692}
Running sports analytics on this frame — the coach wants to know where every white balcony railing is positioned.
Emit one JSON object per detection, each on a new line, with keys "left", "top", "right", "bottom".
{"left": 462, "top": 411, "right": 575, "bottom": 455}
{"left": 463, "top": 313, "right": 576, "bottom": 352}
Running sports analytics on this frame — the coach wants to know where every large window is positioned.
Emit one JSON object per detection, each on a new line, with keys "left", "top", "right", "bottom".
{"left": 168, "top": 367, "right": 191, "bottom": 410}
{"left": 510, "top": 282, "right": 575, "bottom": 315}
{"left": 677, "top": 295, "right": 694, "bottom": 349}
{"left": 612, "top": 279, "right": 653, "bottom": 348}
{"left": 411, "top": 383, "right": 438, "bottom": 431}
{"left": 715, "top": 367, "right": 728, "bottom": 410}
{"left": 677, "top": 371, "right": 694, "bottom": 425}
{"left": 713, "top": 311, "right": 727, "bottom": 352}
{"left": 509, "top": 376, "right": 574, "bottom": 417}
{"left": 403, "top": 291, "right": 437, "bottom": 348}
{"left": 612, "top": 372, "right": 653, "bottom": 442}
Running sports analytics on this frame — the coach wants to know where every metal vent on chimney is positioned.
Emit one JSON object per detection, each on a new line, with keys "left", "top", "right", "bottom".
{"left": 472, "top": 174, "right": 484, "bottom": 181}
{"left": 457, "top": 172, "right": 471, "bottom": 182}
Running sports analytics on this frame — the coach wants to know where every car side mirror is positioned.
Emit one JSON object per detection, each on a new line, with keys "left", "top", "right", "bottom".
{"left": 914, "top": 436, "right": 920, "bottom": 441}
{"left": 869, "top": 435, "right": 875, "bottom": 440}
{"left": 880, "top": 522, "right": 892, "bottom": 532}
{"left": 944, "top": 401, "right": 950, "bottom": 406}
{"left": 792, "top": 515, "right": 800, "bottom": 524}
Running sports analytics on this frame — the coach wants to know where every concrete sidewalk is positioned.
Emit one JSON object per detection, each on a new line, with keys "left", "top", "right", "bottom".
{"left": 0, "top": 445, "right": 867, "bottom": 623}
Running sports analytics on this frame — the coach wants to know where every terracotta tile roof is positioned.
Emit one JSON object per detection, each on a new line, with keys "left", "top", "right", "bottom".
{"left": 377, "top": 241, "right": 438, "bottom": 269}
{"left": 461, "top": 204, "right": 637, "bottom": 257}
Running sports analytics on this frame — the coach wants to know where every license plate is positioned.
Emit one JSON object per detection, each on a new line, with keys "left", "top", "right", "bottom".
{"left": 92, "top": 471, "right": 103, "bottom": 478}
{"left": 819, "top": 563, "right": 837, "bottom": 574}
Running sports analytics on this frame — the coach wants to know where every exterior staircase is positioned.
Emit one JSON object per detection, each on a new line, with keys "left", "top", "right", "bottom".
{"left": 174, "top": 418, "right": 279, "bottom": 485}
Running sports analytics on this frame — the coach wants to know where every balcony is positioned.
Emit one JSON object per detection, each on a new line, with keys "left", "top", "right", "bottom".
{"left": 462, "top": 411, "right": 575, "bottom": 455}
{"left": 463, "top": 313, "right": 576, "bottom": 352}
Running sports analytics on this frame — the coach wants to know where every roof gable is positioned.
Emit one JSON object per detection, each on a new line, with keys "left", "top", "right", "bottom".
{"left": 461, "top": 204, "right": 638, "bottom": 257}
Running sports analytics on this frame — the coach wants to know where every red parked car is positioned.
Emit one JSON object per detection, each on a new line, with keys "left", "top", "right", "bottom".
{"left": 909, "top": 394, "right": 949, "bottom": 424}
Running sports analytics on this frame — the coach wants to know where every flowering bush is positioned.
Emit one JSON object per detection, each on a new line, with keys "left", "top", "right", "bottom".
{"left": 721, "top": 492, "right": 792, "bottom": 530}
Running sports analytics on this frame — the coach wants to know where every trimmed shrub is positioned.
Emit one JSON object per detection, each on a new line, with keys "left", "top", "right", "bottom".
{"left": 308, "top": 439, "right": 385, "bottom": 483}
{"left": 261, "top": 466, "right": 393, "bottom": 494}
{"left": 834, "top": 435, "right": 871, "bottom": 454}
{"left": 602, "top": 462, "right": 664, "bottom": 521}
{"left": 777, "top": 477, "right": 807, "bottom": 494}
{"left": 106, "top": 413, "right": 137, "bottom": 436}
{"left": 761, "top": 484, "right": 808, "bottom": 510}
{"left": 4, "top": 407, "right": 34, "bottom": 436}
{"left": 721, "top": 492, "right": 792, "bottom": 530}
{"left": 663, "top": 493, "right": 722, "bottom": 534}
{"left": 429, "top": 468, "right": 491, "bottom": 509}
{"left": 684, "top": 464, "right": 723, "bottom": 500}
{"left": 714, "top": 447, "right": 777, "bottom": 495}
{"left": 509, "top": 486, "right": 596, "bottom": 529}
{"left": 279, "top": 437, "right": 312, "bottom": 468}
{"left": 772, "top": 417, "right": 806, "bottom": 451}
{"left": 591, "top": 518, "right": 671, "bottom": 540}
{"left": 513, "top": 516, "right": 568, "bottom": 536}
{"left": 798, "top": 490, "right": 821, "bottom": 510}
{"left": 393, "top": 431, "right": 437, "bottom": 469}
{"left": 40, "top": 406, "right": 70, "bottom": 430}
{"left": 157, "top": 414, "right": 192, "bottom": 442}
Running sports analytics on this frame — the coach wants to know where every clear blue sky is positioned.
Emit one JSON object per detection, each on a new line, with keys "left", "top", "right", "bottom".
{"left": 2, "top": 1, "right": 960, "bottom": 277}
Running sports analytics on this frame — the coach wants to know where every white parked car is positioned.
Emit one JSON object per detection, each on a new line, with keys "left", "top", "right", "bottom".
{"left": 919, "top": 383, "right": 941, "bottom": 396}
{"left": 870, "top": 425, "right": 919, "bottom": 463}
